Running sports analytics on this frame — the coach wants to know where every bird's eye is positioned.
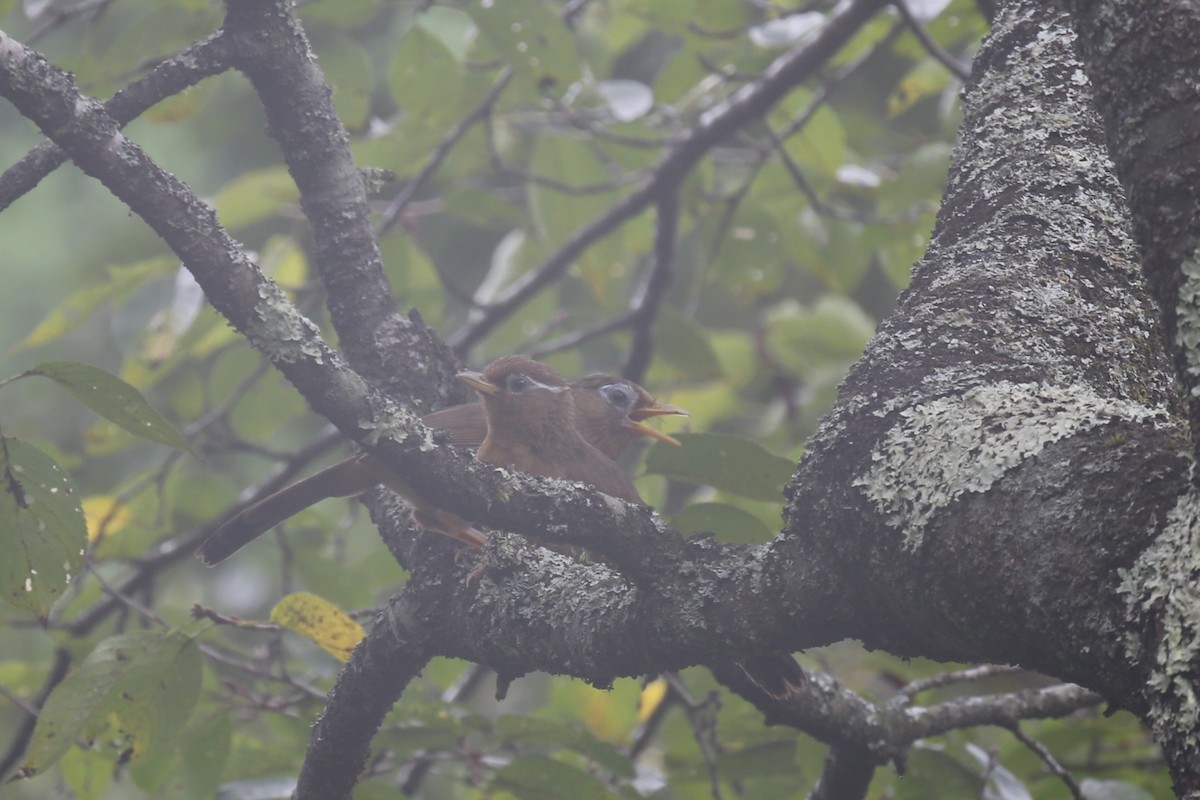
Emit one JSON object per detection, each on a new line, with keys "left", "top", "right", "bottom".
{"left": 601, "top": 384, "right": 634, "bottom": 411}
{"left": 506, "top": 374, "right": 533, "bottom": 393}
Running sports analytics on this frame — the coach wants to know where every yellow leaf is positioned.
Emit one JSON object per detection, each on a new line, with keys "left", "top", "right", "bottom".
{"left": 637, "top": 678, "right": 668, "bottom": 723}
{"left": 887, "top": 57, "right": 950, "bottom": 118}
{"left": 81, "top": 496, "right": 132, "bottom": 543}
{"left": 269, "top": 592, "right": 364, "bottom": 662}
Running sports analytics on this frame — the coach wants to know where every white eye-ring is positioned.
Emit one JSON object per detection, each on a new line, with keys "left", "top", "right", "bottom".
{"left": 601, "top": 383, "right": 635, "bottom": 411}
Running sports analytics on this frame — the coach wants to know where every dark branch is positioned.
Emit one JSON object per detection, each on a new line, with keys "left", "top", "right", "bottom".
{"left": 447, "top": 0, "right": 891, "bottom": 354}
{"left": 0, "top": 29, "right": 234, "bottom": 213}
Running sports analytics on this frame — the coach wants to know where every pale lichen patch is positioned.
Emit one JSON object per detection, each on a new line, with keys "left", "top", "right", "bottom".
{"left": 246, "top": 282, "right": 326, "bottom": 364}
{"left": 855, "top": 381, "right": 1168, "bottom": 550}
{"left": 1174, "top": 244, "right": 1200, "bottom": 396}
{"left": 1119, "top": 486, "right": 1200, "bottom": 757}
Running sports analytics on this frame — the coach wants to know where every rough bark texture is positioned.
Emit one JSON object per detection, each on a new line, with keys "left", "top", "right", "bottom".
{"left": 223, "top": 0, "right": 463, "bottom": 411}
{"left": 1063, "top": 0, "right": 1200, "bottom": 451}
{"left": 776, "top": 0, "right": 1188, "bottom": 720}
{"left": 1061, "top": 2, "right": 1200, "bottom": 792}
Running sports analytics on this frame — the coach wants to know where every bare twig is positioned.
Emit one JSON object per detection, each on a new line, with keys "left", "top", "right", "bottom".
{"left": 893, "top": 664, "right": 1025, "bottom": 703}
{"left": 624, "top": 191, "right": 680, "bottom": 383}
{"left": 0, "top": 29, "right": 233, "bottom": 212}
{"left": 892, "top": 0, "right": 972, "bottom": 82}
{"left": 0, "top": 649, "right": 70, "bottom": 780}
{"left": 377, "top": 68, "right": 515, "bottom": 238}
{"left": 1005, "top": 723, "right": 1084, "bottom": 799}
{"left": 448, "top": 0, "right": 893, "bottom": 355}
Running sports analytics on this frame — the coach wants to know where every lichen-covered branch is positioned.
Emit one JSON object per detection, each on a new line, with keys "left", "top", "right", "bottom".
{"left": 1064, "top": 0, "right": 1200, "bottom": 451}
{"left": 221, "top": 0, "right": 462, "bottom": 408}
{"left": 773, "top": 0, "right": 1188, "bottom": 728}
{"left": 0, "top": 29, "right": 234, "bottom": 213}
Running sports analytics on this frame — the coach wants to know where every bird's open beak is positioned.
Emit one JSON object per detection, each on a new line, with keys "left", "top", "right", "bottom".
{"left": 629, "top": 403, "right": 689, "bottom": 422}
{"left": 457, "top": 370, "right": 500, "bottom": 396}
{"left": 627, "top": 403, "right": 688, "bottom": 446}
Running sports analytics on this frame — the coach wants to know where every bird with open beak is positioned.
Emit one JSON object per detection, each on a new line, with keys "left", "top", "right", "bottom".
{"left": 196, "top": 358, "right": 686, "bottom": 564}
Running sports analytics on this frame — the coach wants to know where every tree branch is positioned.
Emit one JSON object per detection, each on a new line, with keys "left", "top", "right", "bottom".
{"left": 0, "top": 29, "right": 234, "bottom": 213}
{"left": 222, "top": 0, "right": 462, "bottom": 408}
{"left": 447, "top": 0, "right": 891, "bottom": 355}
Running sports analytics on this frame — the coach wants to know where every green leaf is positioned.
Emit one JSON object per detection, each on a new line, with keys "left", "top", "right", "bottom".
{"left": 527, "top": 133, "right": 625, "bottom": 300}
{"left": 652, "top": 306, "right": 724, "bottom": 382}
{"left": 762, "top": 296, "right": 875, "bottom": 381}
{"left": 491, "top": 754, "right": 616, "bottom": 800}
{"left": 468, "top": 0, "right": 581, "bottom": 89}
{"left": 209, "top": 166, "right": 299, "bottom": 231}
{"left": 25, "top": 361, "right": 191, "bottom": 452}
{"left": 23, "top": 631, "right": 203, "bottom": 775}
{"left": 417, "top": 6, "right": 477, "bottom": 61}
{"left": 716, "top": 738, "right": 798, "bottom": 780}
{"left": 389, "top": 27, "right": 463, "bottom": 128}
{"left": 298, "top": 0, "right": 380, "bottom": 26}
{"left": 644, "top": 433, "right": 794, "bottom": 502}
{"left": 315, "top": 33, "right": 373, "bottom": 130}
{"left": 1079, "top": 778, "right": 1154, "bottom": 800}
{"left": 60, "top": 746, "right": 112, "bottom": 800}
{"left": 495, "top": 715, "right": 634, "bottom": 778}
{"left": 12, "top": 258, "right": 174, "bottom": 352}
{"left": 672, "top": 502, "right": 773, "bottom": 544}
{"left": 0, "top": 438, "right": 86, "bottom": 620}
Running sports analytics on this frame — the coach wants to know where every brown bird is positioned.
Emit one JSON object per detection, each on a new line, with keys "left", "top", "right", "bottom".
{"left": 196, "top": 364, "right": 685, "bottom": 565}
{"left": 419, "top": 373, "right": 684, "bottom": 460}
{"left": 457, "top": 356, "right": 643, "bottom": 504}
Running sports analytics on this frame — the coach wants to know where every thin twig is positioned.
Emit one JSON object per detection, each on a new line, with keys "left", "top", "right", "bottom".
{"left": 0, "top": 29, "right": 233, "bottom": 212}
{"left": 892, "top": 664, "right": 1024, "bottom": 703}
{"left": 376, "top": 68, "right": 515, "bottom": 238}
{"left": 624, "top": 190, "right": 680, "bottom": 383}
{"left": 892, "top": 0, "right": 972, "bottom": 82}
{"left": 448, "top": 0, "right": 892, "bottom": 355}
{"left": 0, "top": 649, "right": 70, "bottom": 780}
{"left": 1005, "top": 722, "right": 1084, "bottom": 799}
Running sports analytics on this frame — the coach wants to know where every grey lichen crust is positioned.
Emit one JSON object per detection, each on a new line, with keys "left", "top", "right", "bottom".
{"left": 1175, "top": 243, "right": 1200, "bottom": 396}
{"left": 855, "top": 381, "right": 1170, "bottom": 550}
{"left": 1119, "top": 484, "right": 1200, "bottom": 758}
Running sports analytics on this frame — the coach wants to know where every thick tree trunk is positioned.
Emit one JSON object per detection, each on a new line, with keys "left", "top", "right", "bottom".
{"left": 774, "top": 0, "right": 1194, "bottom": 782}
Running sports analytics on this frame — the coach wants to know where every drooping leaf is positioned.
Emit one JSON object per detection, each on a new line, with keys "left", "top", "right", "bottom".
{"left": 490, "top": 754, "right": 616, "bottom": 800}
{"left": 888, "top": 56, "right": 955, "bottom": 118}
{"left": 762, "top": 296, "right": 875, "bottom": 381}
{"left": 12, "top": 258, "right": 173, "bottom": 352}
{"left": 270, "top": 591, "right": 365, "bottom": 662}
{"left": 672, "top": 501, "right": 774, "bottom": 543}
{"left": 468, "top": 0, "right": 580, "bottom": 90}
{"left": 23, "top": 631, "right": 202, "bottom": 775}
{"left": 496, "top": 715, "right": 633, "bottom": 778}
{"left": 315, "top": 33, "right": 373, "bottom": 130}
{"left": 25, "top": 361, "right": 191, "bottom": 452}
{"left": 644, "top": 433, "right": 794, "bottom": 502}
{"left": 209, "top": 166, "right": 299, "bottom": 231}
{"left": 652, "top": 307, "right": 724, "bottom": 382}
{"left": 389, "top": 26, "right": 463, "bottom": 128}
{"left": 60, "top": 746, "right": 112, "bottom": 800}
{"left": 0, "top": 438, "right": 86, "bottom": 619}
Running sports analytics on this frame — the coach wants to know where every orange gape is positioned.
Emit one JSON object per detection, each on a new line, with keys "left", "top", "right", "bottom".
{"left": 196, "top": 358, "right": 686, "bottom": 565}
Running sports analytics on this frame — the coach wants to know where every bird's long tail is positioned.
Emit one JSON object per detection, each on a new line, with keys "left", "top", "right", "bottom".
{"left": 196, "top": 454, "right": 377, "bottom": 565}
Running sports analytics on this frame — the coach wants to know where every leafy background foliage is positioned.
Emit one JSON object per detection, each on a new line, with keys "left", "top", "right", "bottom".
{"left": 0, "top": 0, "right": 1168, "bottom": 797}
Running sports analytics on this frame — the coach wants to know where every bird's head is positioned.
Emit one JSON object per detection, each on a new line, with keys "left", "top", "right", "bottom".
{"left": 457, "top": 356, "right": 576, "bottom": 445}
{"left": 571, "top": 373, "right": 688, "bottom": 458}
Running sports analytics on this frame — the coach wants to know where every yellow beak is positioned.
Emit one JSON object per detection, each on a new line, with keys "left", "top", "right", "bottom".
{"left": 457, "top": 370, "right": 500, "bottom": 396}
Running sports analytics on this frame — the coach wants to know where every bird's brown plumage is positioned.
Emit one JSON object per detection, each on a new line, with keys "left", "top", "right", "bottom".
{"left": 459, "top": 357, "right": 643, "bottom": 505}
{"left": 196, "top": 359, "right": 684, "bottom": 564}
